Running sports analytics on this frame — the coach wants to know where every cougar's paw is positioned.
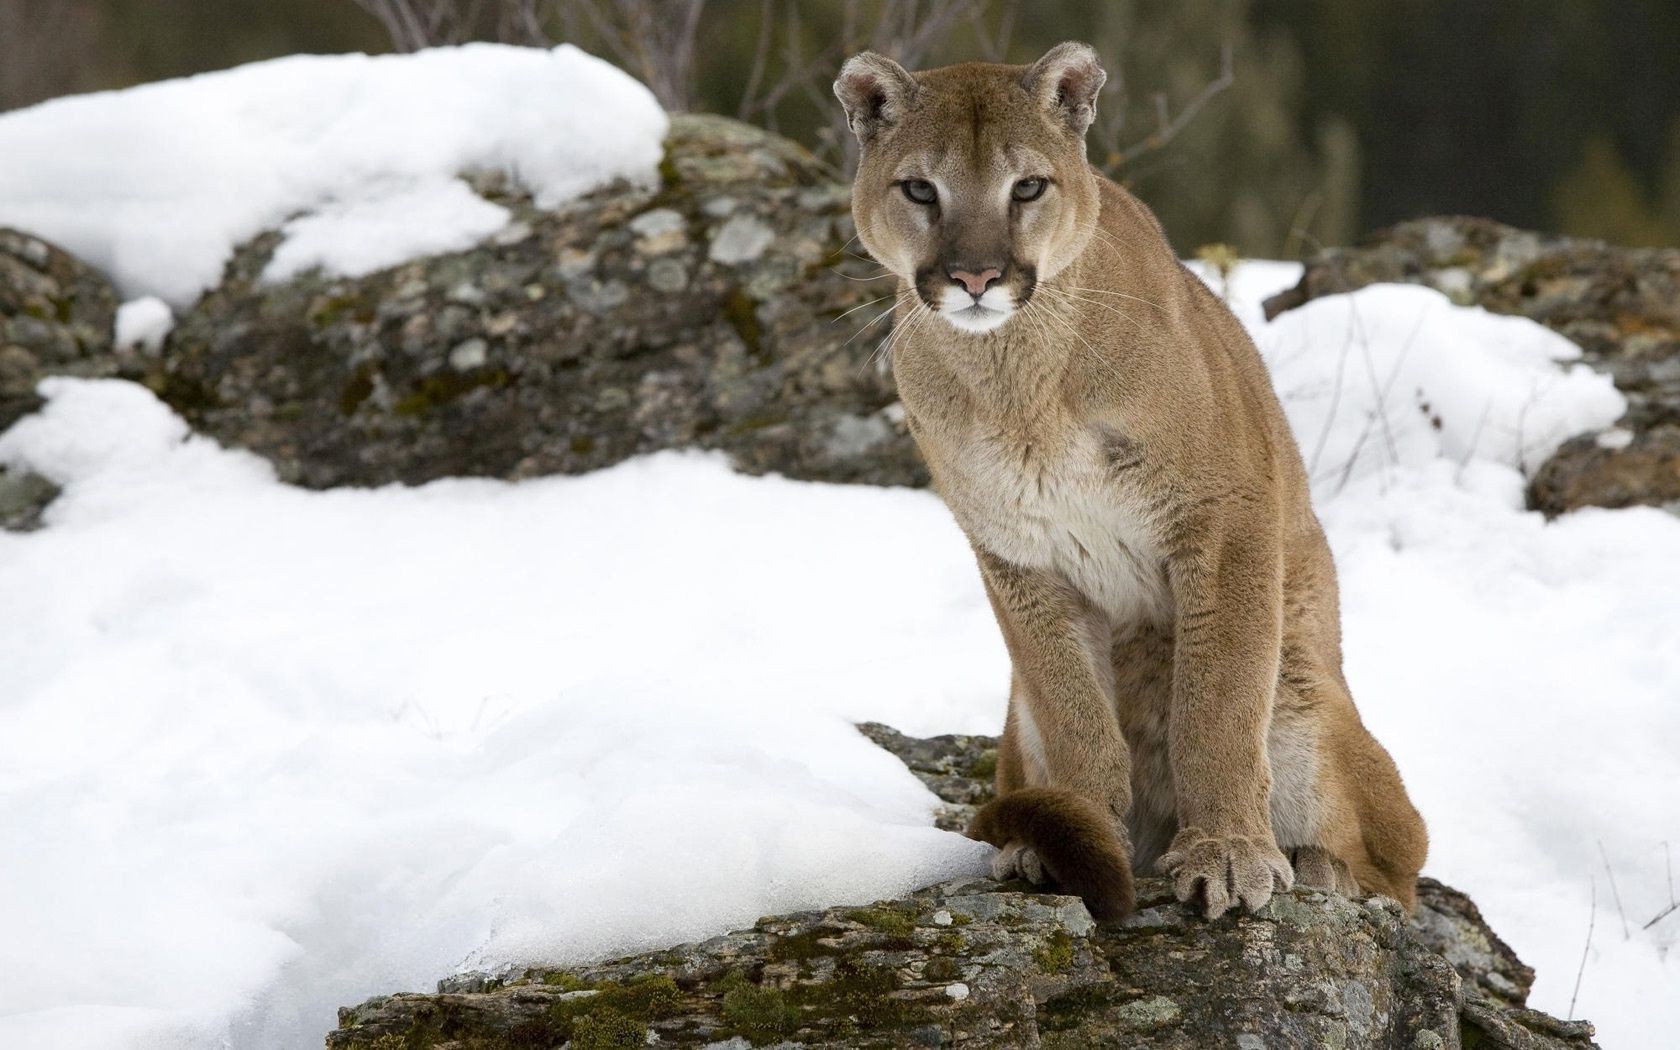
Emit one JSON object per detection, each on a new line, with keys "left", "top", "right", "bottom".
{"left": 1156, "top": 828, "right": 1293, "bottom": 919}
{"left": 991, "top": 841, "right": 1048, "bottom": 885}
{"left": 1290, "top": 845, "right": 1361, "bottom": 897}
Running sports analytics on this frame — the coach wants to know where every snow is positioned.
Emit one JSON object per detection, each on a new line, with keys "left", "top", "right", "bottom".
{"left": 0, "top": 44, "right": 667, "bottom": 306}
{"left": 112, "top": 297, "right": 173, "bottom": 353}
{"left": 262, "top": 178, "right": 511, "bottom": 284}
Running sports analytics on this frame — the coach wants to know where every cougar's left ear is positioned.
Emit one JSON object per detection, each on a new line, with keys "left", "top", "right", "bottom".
{"left": 1023, "top": 41, "right": 1107, "bottom": 138}
{"left": 834, "top": 52, "right": 919, "bottom": 144}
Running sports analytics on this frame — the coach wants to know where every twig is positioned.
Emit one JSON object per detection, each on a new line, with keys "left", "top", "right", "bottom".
{"left": 1646, "top": 901, "right": 1680, "bottom": 931}
{"left": 1568, "top": 877, "right": 1595, "bottom": 1021}
{"left": 1599, "top": 840, "right": 1630, "bottom": 941}
{"left": 1112, "top": 42, "right": 1234, "bottom": 170}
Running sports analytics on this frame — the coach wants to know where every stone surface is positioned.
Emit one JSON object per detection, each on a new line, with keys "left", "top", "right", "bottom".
{"left": 0, "top": 465, "right": 59, "bottom": 532}
{"left": 327, "top": 725, "right": 1597, "bottom": 1050}
{"left": 150, "top": 114, "right": 925, "bottom": 491}
{"left": 1263, "top": 217, "right": 1680, "bottom": 516}
{"left": 0, "top": 227, "right": 119, "bottom": 432}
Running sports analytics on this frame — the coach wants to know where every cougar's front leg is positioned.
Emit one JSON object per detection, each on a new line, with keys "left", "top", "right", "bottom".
{"left": 1159, "top": 518, "right": 1293, "bottom": 918}
{"left": 976, "top": 548, "right": 1133, "bottom": 842}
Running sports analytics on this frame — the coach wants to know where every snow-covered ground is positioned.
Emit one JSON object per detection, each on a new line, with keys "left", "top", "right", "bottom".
{"left": 0, "top": 44, "right": 666, "bottom": 306}
{"left": 1, "top": 46, "right": 1677, "bottom": 1050}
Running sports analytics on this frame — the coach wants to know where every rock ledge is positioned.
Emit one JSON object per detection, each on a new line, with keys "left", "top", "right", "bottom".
{"left": 328, "top": 725, "right": 1596, "bottom": 1050}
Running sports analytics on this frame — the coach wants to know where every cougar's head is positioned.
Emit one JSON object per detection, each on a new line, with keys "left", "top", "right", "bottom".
{"left": 835, "top": 43, "right": 1106, "bottom": 335}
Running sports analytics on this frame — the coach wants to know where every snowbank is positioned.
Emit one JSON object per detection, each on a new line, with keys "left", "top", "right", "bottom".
{"left": 0, "top": 45, "right": 668, "bottom": 306}
{"left": 1, "top": 266, "right": 1674, "bottom": 1049}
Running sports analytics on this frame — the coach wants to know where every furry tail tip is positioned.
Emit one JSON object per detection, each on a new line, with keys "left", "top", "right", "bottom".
{"left": 967, "top": 787, "right": 1135, "bottom": 920}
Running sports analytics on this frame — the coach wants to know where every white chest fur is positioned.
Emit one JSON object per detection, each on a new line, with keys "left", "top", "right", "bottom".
{"left": 941, "top": 424, "right": 1174, "bottom": 626}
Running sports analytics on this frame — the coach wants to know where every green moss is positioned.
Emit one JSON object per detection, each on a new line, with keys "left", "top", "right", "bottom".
{"left": 789, "top": 958, "right": 930, "bottom": 1030}
{"left": 1034, "top": 930, "right": 1076, "bottom": 972}
{"left": 847, "top": 905, "right": 916, "bottom": 945}
{"left": 967, "top": 750, "right": 998, "bottom": 781}
{"left": 393, "top": 368, "right": 509, "bottom": 417}
{"left": 932, "top": 931, "right": 966, "bottom": 955}
{"left": 547, "top": 974, "right": 681, "bottom": 1045}
{"left": 338, "top": 366, "right": 375, "bottom": 415}
{"left": 923, "top": 956, "right": 960, "bottom": 982}
{"left": 570, "top": 1008, "right": 646, "bottom": 1049}
{"left": 721, "top": 982, "right": 801, "bottom": 1042}
{"left": 658, "top": 148, "right": 683, "bottom": 191}
{"left": 157, "top": 373, "right": 223, "bottom": 415}
{"left": 1039, "top": 985, "right": 1114, "bottom": 1031}
{"left": 539, "top": 972, "right": 591, "bottom": 991}
{"left": 1460, "top": 1018, "right": 1490, "bottom": 1049}
{"left": 309, "top": 292, "right": 370, "bottom": 328}
{"left": 721, "top": 287, "right": 762, "bottom": 357}
{"left": 768, "top": 927, "right": 839, "bottom": 962}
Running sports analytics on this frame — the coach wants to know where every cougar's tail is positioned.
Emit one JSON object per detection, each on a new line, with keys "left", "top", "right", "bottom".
{"left": 967, "top": 787, "right": 1135, "bottom": 920}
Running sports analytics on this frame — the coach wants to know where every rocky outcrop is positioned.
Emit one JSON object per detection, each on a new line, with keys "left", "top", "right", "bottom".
{"left": 0, "top": 227, "right": 118, "bottom": 432}
{"left": 0, "top": 464, "right": 59, "bottom": 532}
{"left": 18, "top": 143, "right": 1676, "bottom": 514}
{"left": 328, "top": 725, "right": 1596, "bottom": 1050}
{"left": 1263, "top": 217, "right": 1680, "bottom": 517}
{"left": 0, "top": 226, "right": 120, "bottom": 530}
{"left": 149, "top": 114, "right": 924, "bottom": 490}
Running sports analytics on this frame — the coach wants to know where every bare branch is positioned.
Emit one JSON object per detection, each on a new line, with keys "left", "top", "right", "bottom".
{"left": 1568, "top": 877, "right": 1595, "bottom": 1021}
{"left": 734, "top": 0, "right": 776, "bottom": 119}
{"left": 1121, "top": 42, "right": 1233, "bottom": 168}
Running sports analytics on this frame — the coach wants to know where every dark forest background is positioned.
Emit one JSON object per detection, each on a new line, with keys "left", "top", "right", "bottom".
{"left": 4, "top": 0, "right": 1677, "bottom": 256}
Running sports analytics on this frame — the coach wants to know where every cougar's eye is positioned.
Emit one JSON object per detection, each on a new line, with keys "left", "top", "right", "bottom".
{"left": 1012, "top": 177, "right": 1048, "bottom": 202}
{"left": 901, "top": 179, "right": 937, "bottom": 205}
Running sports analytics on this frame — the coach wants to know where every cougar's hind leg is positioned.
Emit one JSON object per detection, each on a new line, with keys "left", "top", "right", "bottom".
{"left": 1268, "top": 652, "right": 1428, "bottom": 909}
{"left": 1267, "top": 662, "right": 1367, "bottom": 898}
{"left": 1289, "top": 844, "right": 1361, "bottom": 896}
{"left": 1337, "top": 720, "right": 1429, "bottom": 910}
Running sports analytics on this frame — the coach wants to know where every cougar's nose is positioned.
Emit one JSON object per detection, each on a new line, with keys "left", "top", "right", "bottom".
{"left": 948, "top": 266, "right": 1004, "bottom": 298}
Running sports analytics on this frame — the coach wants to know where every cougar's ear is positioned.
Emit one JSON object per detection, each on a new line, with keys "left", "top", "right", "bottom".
{"left": 834, "top": 52, "right": 918, "bottom": 144}
{"left": 1022, "top": 41, "right": 1107, "bottom": 138}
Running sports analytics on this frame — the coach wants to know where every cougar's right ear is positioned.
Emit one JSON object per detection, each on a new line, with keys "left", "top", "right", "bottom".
{"left": 834, "top": 52, "right": 918, "bottom": 144}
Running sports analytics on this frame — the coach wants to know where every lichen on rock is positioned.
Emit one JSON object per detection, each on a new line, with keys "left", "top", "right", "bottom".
{"left": 153, "top": 114, "right": 926, "bottom": 492}
{"left": 0, "top": 227, "right": 118, "bottom": 432}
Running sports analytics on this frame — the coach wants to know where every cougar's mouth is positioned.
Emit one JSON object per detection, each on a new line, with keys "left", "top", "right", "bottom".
{"left": 938, "top": 284, "right": 1015, "bottom": 333}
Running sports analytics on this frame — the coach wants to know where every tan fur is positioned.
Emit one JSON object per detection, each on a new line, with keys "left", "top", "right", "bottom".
{"left": 837, "top": 43, "right": 1427, "bottom": 919}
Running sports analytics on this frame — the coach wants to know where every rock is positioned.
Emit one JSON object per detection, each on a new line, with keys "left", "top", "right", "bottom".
{"left": 0, "top": 227, "right": 119, "bottom": 431}
{"left": 856, "top": 722, "right": 997, "bottom": 832}
{"left": 328, "top": 725, "right": 1597, "bottom": 1050}
{"left": 1263, "top": 217, "right": 1680, "bottom": 517}
{"left": 155, "top": 114, "right": 926, "bottom": 491}
{"left": 1528, "top": 425, "right": 1680, "bottom": 517}
{"left": 0, "top": 465, "right": 59, "bottom": 531}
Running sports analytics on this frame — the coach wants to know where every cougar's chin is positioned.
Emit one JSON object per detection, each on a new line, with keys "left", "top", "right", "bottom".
{"left": 938, "top": 285, "right": 1016, "bottom": 334}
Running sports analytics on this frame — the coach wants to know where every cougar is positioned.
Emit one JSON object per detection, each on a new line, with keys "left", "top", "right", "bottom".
{"left": 835, "top": 43, "right": 1427, "bottom": 920}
